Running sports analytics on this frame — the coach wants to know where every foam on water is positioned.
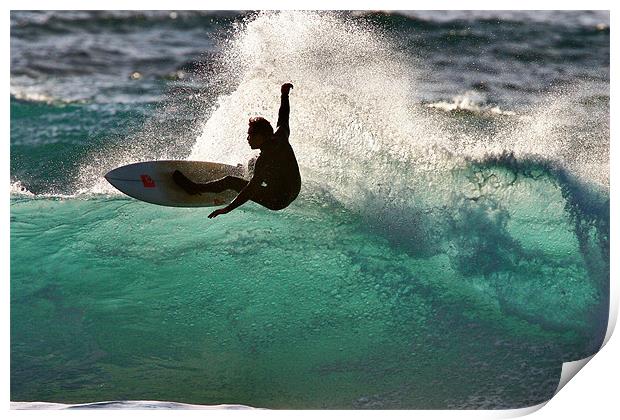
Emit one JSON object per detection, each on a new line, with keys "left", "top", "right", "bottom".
{"left": 71, "top": 11, "right": 608, "bottom": 200}
{"left": 175, "top": 11, "right": 609, "bottom": 270}
{"left": 11, "top": 400, "right": 255, "bottom": 410}
{"left": 426, "top": 91, "right": 516, "bottom": 116}
{"left": 187, "top": 11, "right": 608, "bottom": 194}
{"left": 10, "top": 181, "right": 35, "bottom": 196}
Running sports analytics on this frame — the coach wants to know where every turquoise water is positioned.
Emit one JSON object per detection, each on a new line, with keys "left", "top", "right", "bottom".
{"left": 11, "top": 11, "right": 609, "bottom": 409}
{"left": 10, "top": 160, "right": 609, "bottom": 408}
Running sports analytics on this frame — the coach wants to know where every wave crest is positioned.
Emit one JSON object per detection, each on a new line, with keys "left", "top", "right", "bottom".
{"left": 426, "top": 91, "right": 516, "bottom": 116}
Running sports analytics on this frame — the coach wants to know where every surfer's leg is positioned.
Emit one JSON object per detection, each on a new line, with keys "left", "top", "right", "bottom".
{"left": 173, "top": 171, "right": 248, "bottom": 195}
{"left": 199, "top": 175, "right": 287, "bottom": 209}
{"left": 173, "top": 170, "right": 201, "bottom": 195}
{"left": 198, "top": 176, "right": 248, "bottom": 193}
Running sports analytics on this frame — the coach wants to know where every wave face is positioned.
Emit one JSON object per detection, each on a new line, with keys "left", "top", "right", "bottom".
{"left": 10, "top": 11, "right": 609, "bottom": 409}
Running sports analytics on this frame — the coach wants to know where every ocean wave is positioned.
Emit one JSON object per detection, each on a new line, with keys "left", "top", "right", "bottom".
{"left": 9, "top": 170, "right": 608, "bottom": 407}
{"left": 10, "top": 85, "right": 87, "bottom": 105}
{"left": 175, "top": 10, "right": 607, "bottom": 339}
{"left": 10, "top": 10, "right": 243, "bottom": 37}
{"left": 426, "top": 91, "right": 516, "bottom": 116}
{"left": 11, "top": 10, "right": 609, "bottom": 40}
{"left": 11, "top": 400, "right": 256, "bottom": 410}
{"left": 356, "top": 10, "right": 609, "bottom": 29}
{"left": 9, "top": 10, "right": 609, "bottom": 410}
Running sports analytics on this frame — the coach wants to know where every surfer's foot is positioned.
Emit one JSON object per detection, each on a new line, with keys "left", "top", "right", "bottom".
{"left": 172, "top": 170, "right": 201, "bottom": 195}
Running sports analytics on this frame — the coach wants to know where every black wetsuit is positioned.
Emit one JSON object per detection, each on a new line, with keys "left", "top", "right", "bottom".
{"left": 179, "top": 91, "right": 301, "bottom": 210}
{"left": 250, "top": 93, "right": 301, "bottom": 209}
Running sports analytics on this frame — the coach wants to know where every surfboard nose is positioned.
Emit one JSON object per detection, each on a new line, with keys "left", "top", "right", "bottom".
{"left": 104, "top": 165, "right": 122, "bottom": 181}
{"left": 103, "top": 168, "right": 120, "bottom": 191}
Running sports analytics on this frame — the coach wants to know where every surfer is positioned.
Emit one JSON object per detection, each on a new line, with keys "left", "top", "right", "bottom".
{"left": 173, "top": 83, "right": 301, "bottom": 218}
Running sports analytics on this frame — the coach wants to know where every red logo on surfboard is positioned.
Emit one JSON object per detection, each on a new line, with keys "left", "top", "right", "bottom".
{"left": 140, "top": 174, "right": 156, "bottom": 188}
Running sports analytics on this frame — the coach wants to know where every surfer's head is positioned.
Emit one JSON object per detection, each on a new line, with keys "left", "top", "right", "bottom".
{"left": 248, "top": 117, "right": 273, "bottom": 149}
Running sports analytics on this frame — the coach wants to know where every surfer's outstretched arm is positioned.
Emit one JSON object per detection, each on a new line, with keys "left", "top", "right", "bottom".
{"left": 207, "top": 176, "right": 262, "bottom": 218}
{"left": 276, "top": 83, "right": 293, "bottom": 133}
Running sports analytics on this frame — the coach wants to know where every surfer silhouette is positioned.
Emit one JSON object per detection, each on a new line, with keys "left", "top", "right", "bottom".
{"left": 173, "top": 83, "right": 301, "bottom": 218}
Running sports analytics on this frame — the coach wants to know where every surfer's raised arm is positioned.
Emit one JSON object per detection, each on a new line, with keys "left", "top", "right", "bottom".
{"left": 276, "top": 83, "right": 293, "bottom": 133}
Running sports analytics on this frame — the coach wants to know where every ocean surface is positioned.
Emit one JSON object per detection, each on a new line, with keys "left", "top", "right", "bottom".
{"left": 10, "top": 10, "right": 609, "bottom": 409}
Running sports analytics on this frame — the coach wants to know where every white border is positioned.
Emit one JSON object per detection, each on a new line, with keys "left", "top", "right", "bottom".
{"left": 4, "top": 1, "right": 617, "bottom": 419}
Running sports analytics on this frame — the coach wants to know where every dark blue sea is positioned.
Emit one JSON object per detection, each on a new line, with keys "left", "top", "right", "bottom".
{"left": 10, "top": 10, "right": 609, "bottom": 409}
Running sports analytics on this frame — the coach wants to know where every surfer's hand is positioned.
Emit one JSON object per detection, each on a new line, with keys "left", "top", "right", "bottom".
{"left": 281, "top": 83, "right": 293, "bottom": 95}
{"left": 208, "top": 207, "right": 229, "bottom": 219}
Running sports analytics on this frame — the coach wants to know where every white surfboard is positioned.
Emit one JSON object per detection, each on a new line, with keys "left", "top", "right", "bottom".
{"left": 104, "top": 160, "right": 245, "bottom": 207}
